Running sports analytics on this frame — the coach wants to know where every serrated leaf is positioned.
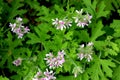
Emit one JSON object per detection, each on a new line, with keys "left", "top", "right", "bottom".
{"left": 87, "top": 58, "right": 115, "bottom": 80}
{"left": 96, "top": 1, "right": 110, "bottom": 19}
{"left": 57, "top": 75, "right": 80, "bottom": 80}
{"left": 112, "top": 65, "right": 120, "bottom": 80}
{"left": 105, "top": 49, "right": 118, "bottom": 56}
{"left": 0, "top": 76, "right": 9, "bottom": 80}
{"left": 100, "top": 59, "right": 116, "bottom": 77}
{"left": 94, "top": 41, "right": 107, "bottom": 50}
{"left": 80, "top": 30, "right": 90, "bottom": 42}
{"left": 110, "top": 42, "right": 119, "bottom": 52}
{"left": 91, "top": 21, "right": 105, "bottom": 41}
{"left": 110, "top": 20, "right": 120, "bottom": 29}
{"left": 26, "top": 33, "right": 41, "bottom": 44}
{"left": 63, "top": 59, "right": 72, "bottom": 72}
{"left": 65, "top": 31, "right": 73, "bottom": 40}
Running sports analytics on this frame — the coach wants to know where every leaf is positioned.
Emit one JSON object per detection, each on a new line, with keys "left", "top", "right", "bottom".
{"left": 104, "top": 0, "right": 120, "bottom": 11}
{"left": 94, "top": 41, "right": 107, "bottom": 50}
{"left": 90, "top": 21, "right": 105, "bottom": 41}
{"left": 8, "top": 0, "right": 26, "bottom": 22}
{"left": 79, "top": 30, "right": 90, "bottom": 42}
{"left": 64, "top": 31, "right": 73, "bottom": 40}
{"left": 0, "top": 76, "right": 9, "bottom": 80}
{"left": 57, "top": 75, "right": 80, "bottom": 80}
{"left": 96, "top": 1, "right": 110, "bottom": 19}
{"left": 26, "top": 33, "right": 41, "bottom": 44}
{"left": 100, "top": 59, "right": 116, "bottom": 77}
{"left": 110, "top": 20, "right": 120, "bottom": 30}
{"left": 112, "top": 65, "right": 120, "bottom": 80}
{"left": 63, "top": 59, "right": 72, "bottom": 72}
{"left": 83, "top": 0, "right": 97, "bottom": 16}
{"left": 87, "top": 58, "right": 115, "bottom": 80}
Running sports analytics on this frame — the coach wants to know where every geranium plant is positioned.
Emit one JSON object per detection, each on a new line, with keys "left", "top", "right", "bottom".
{"left": 0, "top": 0, "right": 120, "bottom": 80}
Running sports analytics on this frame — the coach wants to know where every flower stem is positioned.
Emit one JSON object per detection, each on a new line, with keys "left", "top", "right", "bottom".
{"left": 108, "top": 56, "right": 120, "bottom": 64}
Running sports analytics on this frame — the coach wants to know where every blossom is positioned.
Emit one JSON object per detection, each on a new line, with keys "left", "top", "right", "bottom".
{"left": 72, "top": 66, "right": 83, "bottom": 78}
{"left": 52, "top": 18, "right": 72, "bottom": 30}
{"left": 77, "top": 42, "right": 94, "bottom": 62}
{"left": 77, "top": 53, "right": 84, "bottom": 60}
{"left": 73, "top": 9, "right": 92, "bottom": 28}
{"left": 9, "top": 17, "right": 30, "bottom": 38}
{"left": 16, "top": 17, "right": 22, "bottom": 22}
{"left": 32, "top": 69, "right": 56, "bottom": 80}
{"left": 44, "top": 50, "right": 65, "bottom": 69}
{"left": 44, "top": 69, "right": 56, "bottom": 80}
{"left": 12, "top": 58, "right": 22, "bottom": 66}
{"left": 76, "top": 21, "right": 88, "bottom": 28}
{"left": 75, "top": 9, "right": 83, "bottom": 15}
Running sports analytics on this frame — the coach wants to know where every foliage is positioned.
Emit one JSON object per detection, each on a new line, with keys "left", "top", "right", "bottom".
{"left": 0, "top": 0, "right": 120, "bottom": 80}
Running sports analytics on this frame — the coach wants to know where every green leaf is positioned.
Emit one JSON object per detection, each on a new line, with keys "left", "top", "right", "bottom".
{"left": 96, "top": 1, "right": 110, "bottom": 19}
{"left": 26, "top": 33, "right": 41, "bottom": 44}
{"left": 64, "top": 31, "right": 73, "bottom": 40}
{"left": 0, "top": 76, "right": 9, "bottom": 80}
{"left": 57, "top": 75, "right": 79, "bottom": 80}
{"left": 100, "top": 59, "right": 116, "bottom": 77}
{"left": 79, "top": 30, "right": 90, "bottom": 42}
{"left": 90, "top": 21, "right": 105, "bottom": 41}
{"left": 112, "top": 65, "right": 120, "bottom": 80}
{"left": 87, "top": 58, "right": 115, "bottom": 80}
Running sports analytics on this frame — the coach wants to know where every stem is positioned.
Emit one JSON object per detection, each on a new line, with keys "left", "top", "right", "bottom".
{"left": 98, "top": 51, "right": 102, "bottom": 58}
{"left": 2, "top": 70, "right": 5, "bottom": 77}
{"left": 67, "top": 0, "right": 70, "bottom": 10}
{"left": 108, "top": 56, "right": 120, "bottom": 64}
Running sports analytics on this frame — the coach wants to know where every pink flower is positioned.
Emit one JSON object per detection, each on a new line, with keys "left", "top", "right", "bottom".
{"left": 12, "top": 58, "right": 22, "bottom": 66}
{"left": 44, "top": 69, "right": 56, "bottom": 80}
{"left": 52, "top": 18, "right": 72, "bottom": 30}
{"left": 9, "top": 17, "right": 30, "bottom": 38}
{"left": 44, "top": 50, "right": 65, "bottom": 69}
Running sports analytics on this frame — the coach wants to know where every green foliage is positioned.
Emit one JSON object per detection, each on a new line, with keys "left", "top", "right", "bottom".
{"left": 112, "top": 65, "right": 120, "bottom": 80}
{"left": 0, "top": 76, "right": 9, "bottom": 80}
{"left": 0, "top": 0, "right": 120, "bottom": 80}
{"left": 87, "top": 58, "right": 115, "bottom": 80}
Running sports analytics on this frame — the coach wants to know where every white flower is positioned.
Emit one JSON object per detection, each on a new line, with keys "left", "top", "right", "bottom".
{"left": 9, "top": 17, "right": 30, "bottom": 38}
{"left": 87, "top": 42, "right": 93, "bottom": 46}
{"left": 52, "top": 18, "right": 59, "bottom": 25}
{"left": 75, "top": 9, "right": 83, "bottom": 15}
{"left": 16, "top": 17, "right": 22, "bottom": 22}
{"left": 52, "top": 18, "right": 72, "bottom": 30}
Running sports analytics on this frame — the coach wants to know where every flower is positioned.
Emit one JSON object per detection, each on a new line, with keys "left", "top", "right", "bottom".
{"left": 77, "top": 42, "right": 94, "bottom": 62}
{"left": 9, "top": 17, "right": 30, "bottom": 38}
{"left": 44, "top": 50, "right": 65, "bottom": 69}
{"left": 33, "top": 69, "right": 56, "bottom": 80}
{"left": 44, "top": 69, "right": 56, "bottom": 80}
{"left": 77, "top": 53, "right": 84, "bottom": 60}
{"left": 52, "top": 18, "right": 72, "bottom": 30}
{"left": 75, "top": 9, "right": 83, "bottom": 15}
{"left": 72, "top": 66, "right": 83, "bottom": 78}
{"left": 73, "top": 9, "right": 92, "bottom": 28}
{"left": 12, "top": 58, "right": 22, "bottom": 66}
{"left": 76, "top": 21, "right": 88, "bottom": 28}
{"left": 16, "top": 17, "right": 22, "bottom": 22}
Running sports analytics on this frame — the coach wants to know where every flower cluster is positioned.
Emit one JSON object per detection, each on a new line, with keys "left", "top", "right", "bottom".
{"left": 72, "top": 66, "right": 83, "bottom": 78}
{"left": 9, "top": 17, "right": 30, "bottom": 38}
{"left": 44, "top": 50, "right": 65, "bottom": 69}
{"left": 12, "top": 57, "right": 22, "bottom": 66}
{"left": 52, "top": 9, "right": 92, "bottom": 30}
{"left": 77, "top": 42, "right": 94, "bottom": 62}
{"left": 52, "top": 18, "right": 72, "bottom": 30}
{"left": 33, "top": 69, "right": 56, "bottom": 80}
{"left": 73, "top": 9, "right": 92, "bottom": 28}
